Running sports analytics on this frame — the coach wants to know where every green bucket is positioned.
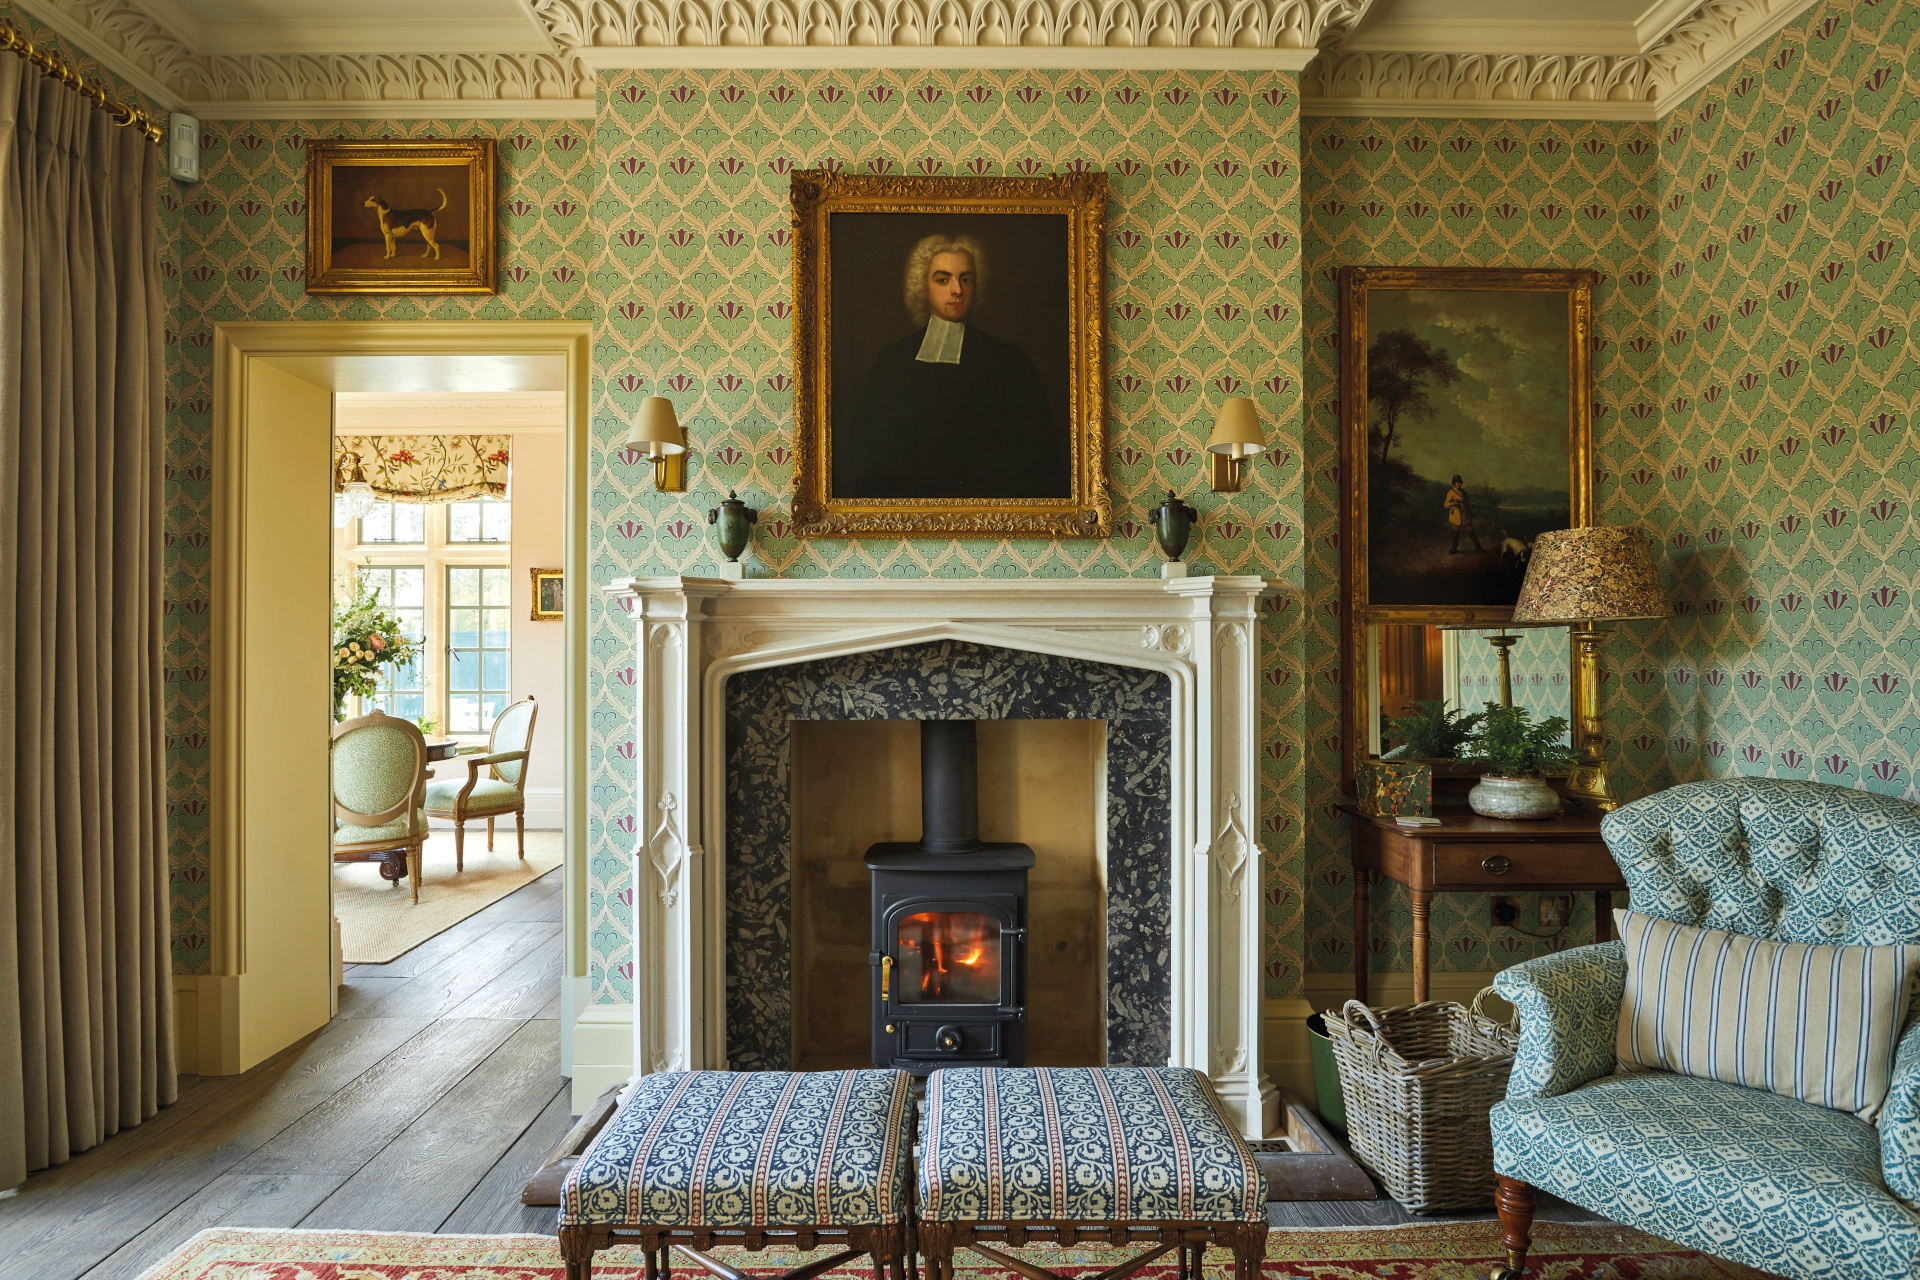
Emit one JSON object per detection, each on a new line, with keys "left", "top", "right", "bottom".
{"left": 1305, "top": 1012, "right": 1348, "bottom": 1135}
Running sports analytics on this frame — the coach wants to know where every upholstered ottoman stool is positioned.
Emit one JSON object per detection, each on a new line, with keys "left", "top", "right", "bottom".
{"left": 560, "top": 1070, "right": 916, "bottom": 1280}
{"left": 917, "top": 1068, "right": 1268, "bottom": 1280}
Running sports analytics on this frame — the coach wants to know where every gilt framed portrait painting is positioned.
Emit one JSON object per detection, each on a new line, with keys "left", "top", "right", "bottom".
{"left": 305, "top": 138, "right": 496, "bottom": 295}
{"left": 790, "top": 171, "right": 1110, "bottom": 537}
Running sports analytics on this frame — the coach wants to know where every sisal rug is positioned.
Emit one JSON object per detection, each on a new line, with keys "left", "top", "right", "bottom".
{"left": 138, "top": 1222, "right": 1784, "bottom": 1280}
{"left": 335, "top": 830, "right": 561, "bottom": 963}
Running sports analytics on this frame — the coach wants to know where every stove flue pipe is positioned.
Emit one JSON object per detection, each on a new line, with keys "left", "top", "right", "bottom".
{"left": 918, "top": 719, "right": 982, "bottom": 855}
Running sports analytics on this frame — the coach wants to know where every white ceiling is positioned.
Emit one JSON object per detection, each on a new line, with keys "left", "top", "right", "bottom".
{"left": 136, "top": 0, "right": 555, "bottom": 53}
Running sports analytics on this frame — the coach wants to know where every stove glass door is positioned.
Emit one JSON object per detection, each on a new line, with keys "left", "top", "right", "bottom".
{"left": 895, "top": 910, "right": 1002, "bottom": 1004}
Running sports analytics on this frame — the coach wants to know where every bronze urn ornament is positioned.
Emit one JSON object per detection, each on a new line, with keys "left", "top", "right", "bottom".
{"left": 1147, "top": 491, "right": 1198, "bottom": 577}
{"left": 707, "top": 491, "right": 759, "bottom": 577}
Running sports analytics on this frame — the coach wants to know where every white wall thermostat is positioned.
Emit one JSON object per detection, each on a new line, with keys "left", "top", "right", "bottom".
{"left": 167, "top": 113, "right": 200, "bottom": 183}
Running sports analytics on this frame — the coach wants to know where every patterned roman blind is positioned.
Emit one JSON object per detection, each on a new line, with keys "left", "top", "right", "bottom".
{"left": 333, "top": 434, "right": 511, "bottom": 503}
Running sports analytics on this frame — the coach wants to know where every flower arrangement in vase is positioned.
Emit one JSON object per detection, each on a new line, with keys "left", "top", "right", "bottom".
{"left": 1461, "top": 702, "right": 1578, "bottom": 819}
{"left": 332, "top": 582, "right": 421, "bottom": 721}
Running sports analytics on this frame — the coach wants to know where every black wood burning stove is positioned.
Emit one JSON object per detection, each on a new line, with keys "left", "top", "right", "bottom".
{"left": 866, "top": 720, "right": 1032, "bottom": 1074}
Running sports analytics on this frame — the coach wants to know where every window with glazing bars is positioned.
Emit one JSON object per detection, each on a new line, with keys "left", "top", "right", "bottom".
{"left": 354, "top": 564, "right": 426, "bottom": 721}
{"left": 446, "top": 565, "right": 511, "bottom": 733}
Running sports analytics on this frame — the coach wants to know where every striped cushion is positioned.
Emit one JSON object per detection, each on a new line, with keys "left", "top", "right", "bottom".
{"left": 560, "top": 1070, "right": 914, "bottom": 1227}
{"left": 1615, "top": 908, "right": 1920, "bottom": 1121}
{"left": 918, "top": 1067, "right": 1266, "bottom": 1223}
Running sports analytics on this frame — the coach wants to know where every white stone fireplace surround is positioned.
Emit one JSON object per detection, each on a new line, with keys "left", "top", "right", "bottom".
{"left": 609, "top": 575, "right": 1280, "bottom": 1137}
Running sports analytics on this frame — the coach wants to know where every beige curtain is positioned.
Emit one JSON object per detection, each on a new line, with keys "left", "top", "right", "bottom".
{"left": 0, "top": 56, "right": 174, "bottom": 1188}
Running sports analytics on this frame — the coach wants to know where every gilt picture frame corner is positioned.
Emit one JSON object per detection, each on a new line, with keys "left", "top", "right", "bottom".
{"left": 304, "top": 137, "right": 497, "bottom": 296}
{"left": 788, "top": 169, "right": 1110, "bottom": 539}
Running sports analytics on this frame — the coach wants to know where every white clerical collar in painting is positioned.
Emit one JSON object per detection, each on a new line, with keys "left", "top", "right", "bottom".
{"left": 916, "top": 316, "right": 966, "bottom": 364}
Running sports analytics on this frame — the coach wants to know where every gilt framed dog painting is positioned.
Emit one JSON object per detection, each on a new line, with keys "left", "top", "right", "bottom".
{"left": 304, "top": 139, "right": 496, "bottom": 294}
{"left": 789, "top": 170, "right": 1110, "bottom": 537}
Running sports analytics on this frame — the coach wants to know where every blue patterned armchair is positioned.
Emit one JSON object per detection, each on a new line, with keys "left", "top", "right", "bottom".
{"left": 1488, "top": 778, "right": 1920, "bottom": 1280}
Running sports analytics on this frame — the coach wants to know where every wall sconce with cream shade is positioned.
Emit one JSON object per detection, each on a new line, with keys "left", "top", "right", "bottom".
{"left": 1510, "top": 525, "right": 1672, "bottom": 812}
{"left": 1206, "top": 397, "right": 1265, "bottom": 493}
{"left": 623, "top": 395, "right": 687, "bottom": 492}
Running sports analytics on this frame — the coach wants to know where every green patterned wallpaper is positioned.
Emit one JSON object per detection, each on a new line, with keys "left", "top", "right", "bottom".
{"left": 77, "top": 0, "right": 1920, "bottom": 998}
{"left": 583, "top": 69, "right": 1307, "bottom": 1003}
{"left": 1626, "top": 0, "right": 1919, "bottom": 808}
{"left": 150, "top": 73, "right": 1312, "bottom": 999}
{"left": 1302, "top": 116, "right": 1663, "bottom": 974}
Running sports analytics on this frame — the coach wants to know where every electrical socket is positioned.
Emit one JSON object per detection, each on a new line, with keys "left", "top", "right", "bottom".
{"left": 1540, "top": 896, "right": 1572, "bottom": 929}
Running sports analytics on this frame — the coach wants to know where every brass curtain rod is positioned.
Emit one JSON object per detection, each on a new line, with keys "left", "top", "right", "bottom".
{"left": 0, "top": 18, "right": 164, "bottom": 145}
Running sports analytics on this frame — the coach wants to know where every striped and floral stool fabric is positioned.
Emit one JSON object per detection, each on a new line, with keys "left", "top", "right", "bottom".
{"left": 559, "top": 1070, "right": 916, "bottom": 1280}
{"left": 917, "top": 1068, "right": 1268, "bottom": 1280}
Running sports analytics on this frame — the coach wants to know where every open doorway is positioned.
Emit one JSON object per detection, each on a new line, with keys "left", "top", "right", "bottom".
{"left": 196, "top": 321, "right": 588, "bottom": 1082}
{"left": 329, "top": 390, "right": 566, "bottom": 964}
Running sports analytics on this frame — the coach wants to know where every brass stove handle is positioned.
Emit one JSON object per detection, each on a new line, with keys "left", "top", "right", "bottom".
{"left": 1481, "top": 855, "right": 1513, "bottom": 876}
{"left": 880, "top": 955, "right": 892, "bottom": 1003}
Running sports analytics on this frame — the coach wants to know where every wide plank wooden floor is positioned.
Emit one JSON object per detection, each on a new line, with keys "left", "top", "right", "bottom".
{"left": 0, "top": 867, "right": 572, "bottom": 1280}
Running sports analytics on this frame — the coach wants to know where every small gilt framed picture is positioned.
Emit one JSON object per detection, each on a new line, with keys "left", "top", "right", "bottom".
{"left": 305, "top": 138, "right": 496, "bottom": 294}
{"left": 529, "top": 569, "right": 563, "bottom": 622}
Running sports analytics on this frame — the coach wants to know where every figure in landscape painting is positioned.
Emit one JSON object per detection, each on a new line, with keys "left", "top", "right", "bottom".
{"left": 1364, "top": 289, "right": 1574, "bottom": 607}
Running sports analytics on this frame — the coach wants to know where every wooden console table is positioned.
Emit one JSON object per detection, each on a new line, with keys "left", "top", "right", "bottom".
{"left": 1340, "top": 805, "right": 1627, "bottom": 1003}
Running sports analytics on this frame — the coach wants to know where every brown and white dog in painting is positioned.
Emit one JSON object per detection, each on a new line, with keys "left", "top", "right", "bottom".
{"left": 363, "top": 189, "right": 446, "bottom": 259}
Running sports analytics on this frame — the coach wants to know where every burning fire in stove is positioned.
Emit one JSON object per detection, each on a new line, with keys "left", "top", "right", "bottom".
{"left": 899, "top": 911, "right": 1000, "bottom": 1003}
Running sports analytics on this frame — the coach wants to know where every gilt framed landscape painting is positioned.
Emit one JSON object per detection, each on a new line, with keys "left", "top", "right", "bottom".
{"left": 305, "top": 138, "right": 496, "bottom": 295}
{"left": 1339, "top": 265, "right": 1595, "bottom": 623}
{"left": 789, "top": 170, "right": 1110, "bottom": 537}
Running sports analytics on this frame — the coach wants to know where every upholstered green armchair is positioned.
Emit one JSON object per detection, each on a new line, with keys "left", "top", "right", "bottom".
{"left": 424, "top": 696, "right": 537, "bottom": 869}
{"left": 332, "top": 709, "right": 430, "bottom": 905}
{"left": 1488, "top": 778, "right": 1920, "bottom": 1280}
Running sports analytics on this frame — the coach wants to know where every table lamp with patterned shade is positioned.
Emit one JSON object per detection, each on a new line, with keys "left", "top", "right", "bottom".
{"left": 1510, "top": 525, "right": 1671, "bottom": 812}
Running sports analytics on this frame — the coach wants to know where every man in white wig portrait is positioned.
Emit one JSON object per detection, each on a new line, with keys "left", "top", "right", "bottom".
{"left": 836, "top": 232, "right": 1069, "bottom": 499}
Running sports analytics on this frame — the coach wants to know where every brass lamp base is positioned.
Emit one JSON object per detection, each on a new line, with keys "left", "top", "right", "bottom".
{"left": 1562, "top": 625, "right": 1617, "bottom": 814}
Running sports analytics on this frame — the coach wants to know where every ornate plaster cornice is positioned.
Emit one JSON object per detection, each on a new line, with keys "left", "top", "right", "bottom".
{"left": 14, "top": 0, "right": 595, "bottom": 118}
{"left": 530, "top": 0, "right": 1373, "bottom": 62}
{"left": 1304, "top": 0, "right": 1821, "bottom": 121}
{"left": 15, "top": 0, "right": 1822, "bottom": 120}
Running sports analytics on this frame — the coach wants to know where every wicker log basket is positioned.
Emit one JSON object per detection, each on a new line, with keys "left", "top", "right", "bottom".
{"left": 1322, "top": 991, "right": 1520, "bottom": 1214}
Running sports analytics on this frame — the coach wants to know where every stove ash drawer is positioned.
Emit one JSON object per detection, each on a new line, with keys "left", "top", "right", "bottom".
{"left": 896, "top": 1019, "right": 1003, "bottom": 1059}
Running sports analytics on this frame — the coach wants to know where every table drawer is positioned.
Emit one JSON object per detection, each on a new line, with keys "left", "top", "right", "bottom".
{"left": 1432, "top": 842, "right": 1623, "bottom": 888}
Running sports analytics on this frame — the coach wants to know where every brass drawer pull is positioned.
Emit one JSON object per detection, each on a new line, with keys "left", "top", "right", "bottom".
{"left": 1481, "top": 855, "right": 1512, "bottom": 876}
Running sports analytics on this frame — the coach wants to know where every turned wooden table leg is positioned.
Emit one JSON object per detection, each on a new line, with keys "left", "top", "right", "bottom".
{"left": 1594, "top": 890, "right": 1613, "bottom": 943}
{"left": 1410, "top": 889, "right": 1432, "bottom": 1003}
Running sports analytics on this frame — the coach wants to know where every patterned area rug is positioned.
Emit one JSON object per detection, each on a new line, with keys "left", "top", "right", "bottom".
{"left": 138, "top": 1223, "right": 1783, "bottom": 1280}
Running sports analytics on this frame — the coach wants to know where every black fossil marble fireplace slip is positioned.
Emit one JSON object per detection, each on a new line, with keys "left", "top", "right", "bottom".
{"left": 722, "top": 640, "right": 1173, "bottom": 1071}
{"left": 867, "top": 719, "right": 1033, "bottom": 1073}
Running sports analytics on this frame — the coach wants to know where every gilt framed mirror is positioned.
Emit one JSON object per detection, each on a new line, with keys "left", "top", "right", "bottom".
{"left": 1338, "top": 265, "right": 1596, "bottom": 790}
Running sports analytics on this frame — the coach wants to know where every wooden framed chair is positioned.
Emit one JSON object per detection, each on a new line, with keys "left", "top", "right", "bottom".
{"left": 331, "top": 709, "right": 431, "bottom": 905}
{"left": 424, "top": 695, "right": 537, "bottom": 870}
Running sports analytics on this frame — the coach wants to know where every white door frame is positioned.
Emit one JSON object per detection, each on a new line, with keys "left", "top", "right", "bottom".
{"left": 191, "top": 320, "right": 591, "bottom": 1074}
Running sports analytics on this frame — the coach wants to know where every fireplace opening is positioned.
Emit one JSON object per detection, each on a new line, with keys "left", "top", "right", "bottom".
{"left": 788, "top": 717, "right": 1105, "bottom": 1070}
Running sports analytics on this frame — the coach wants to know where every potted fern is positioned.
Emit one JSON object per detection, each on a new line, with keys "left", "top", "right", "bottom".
{"left": 1384, "top": 699, "right": 1482, "bottom": 760}
{"left": 1461, "top": 703, "right": 1578, "bottom": 819}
